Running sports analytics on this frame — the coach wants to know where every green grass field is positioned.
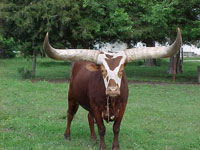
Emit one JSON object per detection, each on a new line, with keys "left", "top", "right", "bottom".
{"left": 0, "top": 58, "right": 200, "bottom": 150}
{"left": 1, "top": 57, "right": 200, "bottom": 82}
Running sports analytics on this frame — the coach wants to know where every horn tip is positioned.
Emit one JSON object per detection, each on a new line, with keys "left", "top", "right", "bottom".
{"left": 45, "top": 32, "right": 49, "bottom": 39}
{"left": 177, "top": 27, "right": 181, "bottom": 33}
{"left": 44, "top": 32, "right": 49, "bottom": 50}
{"left": 177, "top": 27, "right": 182, "bottom": 42}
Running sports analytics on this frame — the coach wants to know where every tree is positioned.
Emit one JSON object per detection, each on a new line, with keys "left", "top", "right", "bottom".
{"left": 1, "top": 0, "right": 133, "bottom": 77}
{"left": 0, "top": 35, "right": 18, "bottom": 58}
{"left": 1, "top": 0, "right": 199, "bottom": 77}
{"left": 124, "top": 0, "right": 199, "bottom": 70}
{"left": 121, "top": 0, "right": 172, "bottom": 66}
{"left": 166, "top": 0, "right": 200, "bottom": 74}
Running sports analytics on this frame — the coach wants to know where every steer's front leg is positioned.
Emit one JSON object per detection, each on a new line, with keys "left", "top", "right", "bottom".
{"left": 93, "top": 107, "right": 106, "bottom": 150}
{"left": 112, "top": 121, "right": 120, "bottom": 150}
{"left": 112, "top": 103, "right": 127, "bottom": 150}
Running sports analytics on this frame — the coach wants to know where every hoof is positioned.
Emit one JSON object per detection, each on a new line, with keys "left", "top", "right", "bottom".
{"left": 112, "top": 147, "right": 119, "bottom": 150}
{"left": 64, "top": 134, "right": 71, "bottom": 140}
{"left": 91, "top": 135, "right": 97, "bottom": 142}
{"left": 99, "top": 146, "right": 106, "bottom": 150}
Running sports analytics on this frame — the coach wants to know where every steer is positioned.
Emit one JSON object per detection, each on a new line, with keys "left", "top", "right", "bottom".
{"left": 43, "top": 28, "right": 182, "bottom": 150}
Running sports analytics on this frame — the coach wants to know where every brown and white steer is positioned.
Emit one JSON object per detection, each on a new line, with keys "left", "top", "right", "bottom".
{"left": 43, "top": 28, "right": 182, "bottom": 150}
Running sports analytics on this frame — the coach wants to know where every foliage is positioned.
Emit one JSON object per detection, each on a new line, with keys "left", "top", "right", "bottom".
{"left": 168, "top": 0, "right": 200, "bottom": 43}
{"left": 122, "top": 0, "right": 200, "bottom": 45}
{"left": 82, "top": 0, "right": 133, "bottom": 42}
{"left": 0, "top": 35, "right": 18, "bottom": 58}
{"left": 1, "top": 0, "right": 133, "bottom": 55}
{"left": 1, "top": 0, "right": 199, "bottom": 56}
{"left": 0, "top": 0, "right": 199, "bottom": 77}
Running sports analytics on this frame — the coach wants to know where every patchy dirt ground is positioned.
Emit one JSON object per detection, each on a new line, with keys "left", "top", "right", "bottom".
{"left": 31, "top": 78, "right": 70, "bottom": 83}
{"left": 31, "top": 78, "right": 200, "bottom": 86}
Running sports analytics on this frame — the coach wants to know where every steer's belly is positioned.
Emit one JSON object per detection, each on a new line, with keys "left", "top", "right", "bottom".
{"left": 79, "top": 102, "right": 91, "bottom": 111}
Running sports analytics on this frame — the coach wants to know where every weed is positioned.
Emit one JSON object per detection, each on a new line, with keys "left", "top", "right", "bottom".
{"left": 17, "top": 67, "right": 33, "bottom": 79}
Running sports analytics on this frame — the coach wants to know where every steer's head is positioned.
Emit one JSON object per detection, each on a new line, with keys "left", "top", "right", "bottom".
{"left": 86, "top": 51, "right": 127, "bottom": 97}
{"left": 44, "top": 28, "right": 182, "bottom": 97}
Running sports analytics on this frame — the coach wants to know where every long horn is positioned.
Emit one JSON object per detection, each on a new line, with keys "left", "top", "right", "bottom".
{"left": 125, "top": 28, "right": 182, "bottom": 62}
{"left": 43, "top": 33, "right": 100, "bottom": 63}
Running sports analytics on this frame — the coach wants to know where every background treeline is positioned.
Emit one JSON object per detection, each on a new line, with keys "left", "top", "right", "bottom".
{"left": 1, "top": 0, "right": 199, "bottom": 58}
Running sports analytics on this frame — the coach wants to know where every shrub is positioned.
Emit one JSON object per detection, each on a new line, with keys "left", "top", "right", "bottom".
{"left": 0, "top": 35, "right": 18, "bottom": 58}
{"left": 135, "top": 60, "right": 145, "bottom": 66}
{"left": 17, "top": 67, "right": 33, "bottom": 79}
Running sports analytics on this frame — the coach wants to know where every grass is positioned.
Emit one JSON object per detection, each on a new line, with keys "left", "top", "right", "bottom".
{"left": 1, "top": 57, "right": 200, "bottom": 83}
{"left": 125, "top": 57, "right": 200, "bottom": 83}
{"left": 0, "top": 58, "right": 200, "bottom": 150}
{"left": 0, "top": 58, "right": 72, "bottom": 80}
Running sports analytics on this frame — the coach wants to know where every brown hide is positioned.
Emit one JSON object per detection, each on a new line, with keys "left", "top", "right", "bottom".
{"left": 64, "top": 61, "right": 129, "bottom": 150}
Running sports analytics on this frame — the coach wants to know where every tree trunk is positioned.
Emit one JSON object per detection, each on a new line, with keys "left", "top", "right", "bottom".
{"left": 32, "top": 49, "right": 37, "bottom": 78}
{"left": 145, "top": 41, "right": 157, "bottom": 66}
{"left": 197, "top": 66, "right": 200, "bottom": 84}
{"left": 167, "top": 49, "right": 183, "bottom": 74}
{"left": 145, "top": 59, "right": 157, "bottom": 66}
{"left": 168, "top": 57, "right": 174, "bottom": 74}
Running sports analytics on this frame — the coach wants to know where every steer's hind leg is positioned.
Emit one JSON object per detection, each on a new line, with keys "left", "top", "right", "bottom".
{"left": 64, "top": 91, "right": 79, "bottom": 140}
{"left": 88, "top": 112, "right": 97, "bottom": 142}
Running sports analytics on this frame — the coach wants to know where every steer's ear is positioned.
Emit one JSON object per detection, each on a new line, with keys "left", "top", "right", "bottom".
{"left": 86, "top": 63, "right": 100, "bottom": 72}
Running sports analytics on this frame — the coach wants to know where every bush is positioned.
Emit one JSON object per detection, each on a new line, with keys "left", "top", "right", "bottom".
{"left": 17, "top": 67, "right": 33, "bottom": 79}
{"left": 135, "top": 60, "right": 145, "bottom": 66}
{"left": 156, "top": 59, "right": 163, "bottom": 66}
{"left": 0, "top": 35, "right": 18, "bottom": 58}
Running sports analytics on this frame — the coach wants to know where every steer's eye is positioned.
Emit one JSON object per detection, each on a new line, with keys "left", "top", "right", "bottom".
{"left": 101, "top": 70, "right": 104, "bottom": 74}
{"left": 118, "top": 71, "right": 123, "bottom": 78}
{"left": 101, "top": 69, "right": 107, "bottom": 78}
{"left": 100, "top": 65, "right": 107, "bottom": 78}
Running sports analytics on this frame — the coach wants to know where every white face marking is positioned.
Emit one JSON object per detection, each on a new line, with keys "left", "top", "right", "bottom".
{"left": 97, "top": 51, "right": 127, "bottom": 89}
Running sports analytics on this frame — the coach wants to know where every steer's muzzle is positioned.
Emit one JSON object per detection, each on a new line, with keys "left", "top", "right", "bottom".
{"left": 106, "top": 86, "right": 120, "bottom": 97}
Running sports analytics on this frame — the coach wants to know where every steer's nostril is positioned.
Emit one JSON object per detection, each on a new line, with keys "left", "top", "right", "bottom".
{"left": 109, "top": 86, "right": 118, "bottom": 91}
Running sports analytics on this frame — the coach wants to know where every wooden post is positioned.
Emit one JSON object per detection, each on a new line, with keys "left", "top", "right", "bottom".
{"left": 197, "top": 66, "right": 200, "bottom": 84}
{"left": 32, "top": 49, "right": 37, "bottom": 78}
{"left": 173, "top": 57, "right": 177, "bottom": 82}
